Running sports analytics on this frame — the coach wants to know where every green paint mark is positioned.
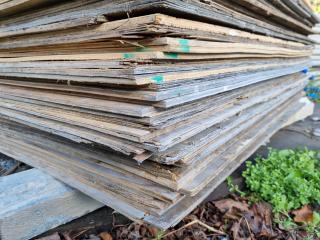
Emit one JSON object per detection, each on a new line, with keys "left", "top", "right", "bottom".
{"left": 136, "top": 47, "right": 150, "bottom": 52}
{"left": 179, "top": 39, "right": 190, "bottom": 53}
{"left": 123, "top": 53, "right": 135, "bottom": 59}
{"left": 164, "top": 52, "right": 179, "bottom": 59}
{"left": 151, "top": 75, "right": 164, "bottom": 84}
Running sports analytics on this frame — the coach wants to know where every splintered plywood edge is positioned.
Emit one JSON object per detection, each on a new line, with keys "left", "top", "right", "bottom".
{"left": 282, "top": 97, "right": 315, "bottom": 127}
{"left": 0, "top": 169, "right": 103, "bottom": 240}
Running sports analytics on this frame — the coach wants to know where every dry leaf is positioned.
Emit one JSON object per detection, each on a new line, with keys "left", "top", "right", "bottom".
{"left": 99, "top": 232, "right": 113, "bottom": 240}
{"left": 230, "top": 220, "right": 241, "bottom": 239}
{"left": 61, "top": 232, "right": 72, "bottom": 240}
{"left": 214, "top": 198, "right": 250, "bottom": 219}
{"left": 148, "top": 226, "right": 159, "bottom": 237}
{"left": 250, "top": 202, "right": 275, "bottom": 237}
{"left": 292, "top": 205, "right": 314, "bottom": 223}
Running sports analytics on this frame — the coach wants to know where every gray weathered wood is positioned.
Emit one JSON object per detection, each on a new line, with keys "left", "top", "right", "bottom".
{"left": 0, "top": 169, "right": 103, "bottom": 240}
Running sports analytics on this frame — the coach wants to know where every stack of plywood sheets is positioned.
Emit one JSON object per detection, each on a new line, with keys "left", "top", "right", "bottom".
{"left": 0, "top": 0, "right": 317, "bottom": 229}
{"left": 308, "top": 20, "right": 320, "bottom": 101}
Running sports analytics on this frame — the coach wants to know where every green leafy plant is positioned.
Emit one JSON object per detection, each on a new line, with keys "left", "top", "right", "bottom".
{"left": 243, "top": 149, "right": 320, "bottom": 213}
{"left": 274, "top": 215, "right": 297, "bottom": 231}
{"left": 226, "top": 176, "right": 246, "bottom": 197}
{"left": 274, "top": 212, "right": 320, "bottom": 239}
{"left": 153, "top": 230, "right": 165, "bottom": 240}
{"left": 226, "top": 148, "right": 320, "bottom": 238}
{"left": 306, "top": 212, "right": 320, "bottom": 238}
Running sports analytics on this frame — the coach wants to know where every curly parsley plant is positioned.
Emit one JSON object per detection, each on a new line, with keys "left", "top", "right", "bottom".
{"left": 243, "top": 149, "right": 320, "bottom": 213}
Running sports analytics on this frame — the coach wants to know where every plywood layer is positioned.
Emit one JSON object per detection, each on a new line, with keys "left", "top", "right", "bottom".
{"left": 0, "top": 92, "right": 306, "bottom": 228}
{"left": 0, "top": 0, "right": 315, "bottom": 42}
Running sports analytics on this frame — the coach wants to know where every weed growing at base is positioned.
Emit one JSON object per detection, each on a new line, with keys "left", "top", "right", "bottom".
{"left": 242, "top": 148, "right": 320, "bottom": 238}
{"left": 243, "top": 149, "right": 320, "bottom": 212}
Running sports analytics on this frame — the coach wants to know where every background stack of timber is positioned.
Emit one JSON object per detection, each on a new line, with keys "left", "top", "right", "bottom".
{"left": 0, "top": 0, "right": 318, "bottom": 229}
{"left": 309, "top": 20, "right": 320, "bottom": 101}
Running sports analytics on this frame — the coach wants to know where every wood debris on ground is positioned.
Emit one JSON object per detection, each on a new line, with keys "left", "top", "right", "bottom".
{"left": 38, "top": 194, "right": 320, "bottom": 240}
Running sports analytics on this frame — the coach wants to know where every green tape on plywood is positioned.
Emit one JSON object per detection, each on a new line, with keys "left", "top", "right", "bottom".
{"left": 151, "top": 75, "right": 164, "bottom": 84}
{"left": 164, "top": 53, "right": 179, "bottom": 59}
{"left": 123, "top": 53, "right": 135, "bottom": 59}
{"left": 179, "top": 39, "right": 190, "bottom": 53}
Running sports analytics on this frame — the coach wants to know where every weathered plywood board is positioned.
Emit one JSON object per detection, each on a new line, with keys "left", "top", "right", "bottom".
{"left": 0, "top": 169, "right": 103, "bottom": 240}
{"left": 0, "top": 74, "right": 306, "bottom": 157}
{"left": 0, "top": 94, "right": 305, "bottom": 229}
{"left": 0, "top": 0, "right": 314, "bottom": 43}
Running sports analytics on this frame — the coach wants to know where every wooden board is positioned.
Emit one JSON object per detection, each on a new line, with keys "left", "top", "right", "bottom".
{"left": 0, "top": 37, "right": 311, "bottom": 60}
{"left": 0, "top": 14, "right": 309, "bottom": 51}
{"left": 0, "top": 0, "right": 56, "bottom": 17}
{"left": 0, "top": 169, "right": 103, "bottom": 240}
{"left": 0, "top": 74, "right": 306, "bottom": 158}
{"left": 0, "top": 58, "right": 308, "bottom": 87}
{"left": 0, "top": 1, "right": 314, "bottom": 43}
{"left": 0, "top": 94, "right": 305, "bottom": 229}
{"left": 143, "top": 98, "right": 308, "bottom": 229}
